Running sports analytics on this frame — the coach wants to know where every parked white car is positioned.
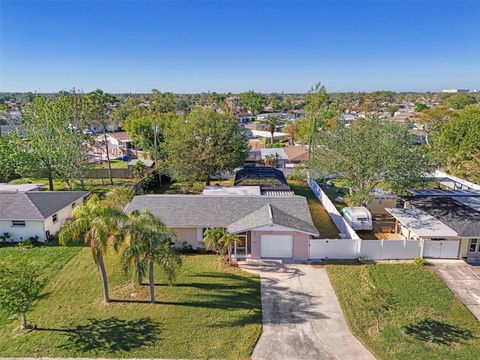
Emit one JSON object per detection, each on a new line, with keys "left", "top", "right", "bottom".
{"left": 342, "top": 206, "right": 373, "bottom": 231}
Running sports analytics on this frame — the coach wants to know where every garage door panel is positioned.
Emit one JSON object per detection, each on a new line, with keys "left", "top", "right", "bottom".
{"left": 261, "top": 235, "right": 293, "bottom": 258}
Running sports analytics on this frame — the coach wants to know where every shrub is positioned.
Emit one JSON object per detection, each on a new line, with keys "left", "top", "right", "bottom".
{"left": 18, "top": 236, "right": 42, "bottom": 249}
{"left": 0, "top": 232, "right": 11, "bottom": 242}
{"left": 414, "top": 257, "right": 426, "bottom": 266}
{"left": 179, "top": 241, "right": 194, "bottom": 253}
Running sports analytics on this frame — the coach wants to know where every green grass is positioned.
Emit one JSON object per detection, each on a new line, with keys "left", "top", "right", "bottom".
{"left": 0, "top": 248, "right": 261, "bottom": 359}
{"left": 10, "top": 177, "right": 138, "bottom": 196}
{"left": 0, "top": 246, "right": 81, "bottom": 327}
{"left": 94, "top": 159, "right": 129, "bottom": 169}
{"left": 326, "top": 263, "right": 480, "bottom": 360}
{"left": 288, "top": 180, "right": 340, "bottom": 238}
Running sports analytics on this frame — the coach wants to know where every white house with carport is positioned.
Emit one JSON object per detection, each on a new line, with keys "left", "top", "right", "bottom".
{"left": 387, "top": 191, "right": 480, "bottom": 260}
{"left": 0, "top": 191, "right": 89, "bottom": 242}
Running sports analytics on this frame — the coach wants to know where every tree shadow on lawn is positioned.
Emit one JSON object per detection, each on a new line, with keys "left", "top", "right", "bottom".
{"left": 37, "top": 317, "right": 161, "bottom": 353}
{"left": 404, "top": 319, "right": 475, "bottom": 346}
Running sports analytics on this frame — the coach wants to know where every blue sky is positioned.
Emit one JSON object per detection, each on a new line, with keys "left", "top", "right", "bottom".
{"left": 1, "top": 1, "right": 479, "bottom": 93}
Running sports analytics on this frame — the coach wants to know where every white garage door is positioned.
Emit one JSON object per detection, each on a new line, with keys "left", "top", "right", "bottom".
{"left": 261, "top": 235, "right": 293, "bottom": 258}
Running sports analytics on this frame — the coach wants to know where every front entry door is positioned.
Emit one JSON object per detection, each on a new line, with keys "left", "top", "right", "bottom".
{"left": 468, "top": 239, "right": 480, "bottom": 258}
{"left": 234, "top": 234, "right": 249, "bottom": 257}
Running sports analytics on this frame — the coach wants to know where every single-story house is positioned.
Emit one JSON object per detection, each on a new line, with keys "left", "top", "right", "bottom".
{"left": 387, "top": 194, "right": 480, "bottom": 259}
{"left": 125, "top": 194, "right": 319, "bottom": 260}
{"left": 246, "top": 146, "right": 309, "bottom": 167}
{"left": 0, "top": 191, "right": 89, "bottom": 242}
{"left": 96, "top": 131, "right": 133, "bottom": 150}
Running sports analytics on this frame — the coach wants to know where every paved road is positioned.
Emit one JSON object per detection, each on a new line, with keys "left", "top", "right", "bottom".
{"left": 431, "top": 260, "right": 480, "bottom": 320}
{"left": 240, "top": 261, "right": 375, "bottom": 360}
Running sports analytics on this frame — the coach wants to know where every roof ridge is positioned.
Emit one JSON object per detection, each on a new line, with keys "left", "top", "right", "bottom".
{"left": 23, "top": 192, "right": 45, "bottom": 218}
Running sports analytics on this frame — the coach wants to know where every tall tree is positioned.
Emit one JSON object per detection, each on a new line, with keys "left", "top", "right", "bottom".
{"left": 240, "top": 91, "right": 265, "bottom": 115}
{"left": 83, "top": 89, "right": 117, "bottom": 185}
{"left": 417, "top": 107, "right": 455, "bottom": 144}
{"left": 164, "top": 108, "right": 247, "bottom": 185}
{"left": 310, "top": 117, "right": 434, "bottom": 205}
{"left": 15, "top": 95, "right": 86, "bottom": 190}
{"left": 304, "top": 83, "right": 330, "bottom": 157}
{"left": 59, "top": 196, "right": 127, "bottom": 303}
{"left": 433, "top": 105, "right": 480, "bottom": 183}
{"left": 117, "top": 209, "right": 181, "bottom": 303}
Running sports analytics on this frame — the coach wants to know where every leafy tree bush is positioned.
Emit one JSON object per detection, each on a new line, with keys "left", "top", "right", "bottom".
{"left": 0, "top": 262, "right": 45, "bottom": 331}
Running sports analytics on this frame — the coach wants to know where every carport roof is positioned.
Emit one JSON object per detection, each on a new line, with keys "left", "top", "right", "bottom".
{"left": 386, "top": 208, "right": 458, "bottom": 239}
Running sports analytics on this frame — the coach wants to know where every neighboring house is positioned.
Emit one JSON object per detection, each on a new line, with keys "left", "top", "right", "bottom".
{"left": 246, "top": 146, "right": 309, "bottom": 167}
{"left": 92, "top": 131, "right": 137, "bottom": 160}
{"left": 387, "top": 191, "right": 480, "bottom": 259}
{"left": 283, "top": 145, "right": 309, "bottom": 164}
{"left": 0, "top": 191, "right": 89, "bottom": 242}
{"left": 125, "top": 194, "right": 319, "bottom": 260}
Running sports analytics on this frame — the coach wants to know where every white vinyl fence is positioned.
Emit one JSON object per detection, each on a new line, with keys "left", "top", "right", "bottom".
{"left": 309, "top": 239, "right": 460, "bottom": 260}
{"left": 307, "top": 176, "right": 360, "bottom": 240}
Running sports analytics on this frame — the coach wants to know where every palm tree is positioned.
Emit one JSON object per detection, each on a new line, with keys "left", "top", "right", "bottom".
{"left": 265, "top": 115, "right": 281, "bottom": 145}
{"left": 221, "top": 233, "right": 240, "bottom": 265}
{"left": 202, "top": 227, "right": 225, "bottom": 255}
{"left": 118, "top": 209, "right": 181, "bottom": 303}
{"left": 59, "top": 196, "right": 127, "bottom": 303}
{"left": 203, "top": 228, "right": 239, "bottom": 265}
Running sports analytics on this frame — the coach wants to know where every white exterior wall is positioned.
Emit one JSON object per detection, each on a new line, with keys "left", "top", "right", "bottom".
{"left": 0, "top": 219, "right": 46, "bottom": 242}
{"left": 44, "top": 202, "right": 77, "bottom": 237}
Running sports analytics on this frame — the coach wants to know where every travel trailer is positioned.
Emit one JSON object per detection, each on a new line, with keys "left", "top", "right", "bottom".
{"left": 342, "top": 206, "right": 373, "bottom": 231}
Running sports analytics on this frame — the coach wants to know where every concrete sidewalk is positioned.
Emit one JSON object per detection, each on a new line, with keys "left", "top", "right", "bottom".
{"left": 240, "top": 261, "right": 375, "bottom": 360}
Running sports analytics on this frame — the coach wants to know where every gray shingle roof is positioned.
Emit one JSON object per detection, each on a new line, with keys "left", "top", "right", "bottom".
{"left": 0, "top": 191, "right": 89, "bottom": 220}
{"left": 227, "top": 203, "right": 319, "bottom": 235}
{"left": 409, "top": 196, "right": 480, "bottom": 238}
{"left": 125, "top": 194, "right": 319, "bottom": 236}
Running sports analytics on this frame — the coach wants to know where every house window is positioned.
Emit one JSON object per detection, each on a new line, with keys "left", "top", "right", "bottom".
{"left": 470, "top": 239, "right": 478, "bottom": 252}
{"left": 11, "top": 220, "right": 26, "bottom": 227}
{"left": 52, "top": 214, "right": 58, "bottom": 223}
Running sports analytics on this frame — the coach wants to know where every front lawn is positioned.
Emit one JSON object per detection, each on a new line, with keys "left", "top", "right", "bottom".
{"left": 0, "top": 248, "right": 261, "bottom": 359}
{"left": 326, "top": 263, "right": 480, "bottom": 360}
{"left": 0, "top": 246, "right": 81, "bottom": 327}
{"left": 289, "top": 180, "right": 340, "bottom": 238}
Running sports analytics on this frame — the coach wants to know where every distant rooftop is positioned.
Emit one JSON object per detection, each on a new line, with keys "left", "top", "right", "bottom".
{"left": 0, "top": 183, "right": 45, "bottom": 192}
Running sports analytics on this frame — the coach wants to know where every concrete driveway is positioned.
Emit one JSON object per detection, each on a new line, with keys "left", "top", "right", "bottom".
{"left": 431, "top": 260, "right": 480, "bottom": 320}
{"left": 240, "top": 261, "right": 375, "bottom": 360}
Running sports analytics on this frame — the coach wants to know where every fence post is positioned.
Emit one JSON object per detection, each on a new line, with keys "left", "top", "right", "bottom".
{"left": 420, "top": 239, "right": 425, "bottom": 258}
{"left": 357, "top": 238, "right": 362, "bottom": 259}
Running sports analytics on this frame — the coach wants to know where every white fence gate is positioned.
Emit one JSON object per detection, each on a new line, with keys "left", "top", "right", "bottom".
{"left": 423, "top": 240, "right": 460, "bottom": 259}
{"left": 309, "top": 239, "right": 358, "bottom": 259}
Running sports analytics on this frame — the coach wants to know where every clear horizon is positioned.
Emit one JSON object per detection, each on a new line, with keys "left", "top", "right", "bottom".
{"left": 1, "top": 1, "right": 479, "bottom": 93}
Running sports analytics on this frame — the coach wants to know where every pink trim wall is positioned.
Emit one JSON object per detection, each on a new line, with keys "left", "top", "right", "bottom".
{"left": 251, "top": 230, "right": 311, "bottom": 261}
